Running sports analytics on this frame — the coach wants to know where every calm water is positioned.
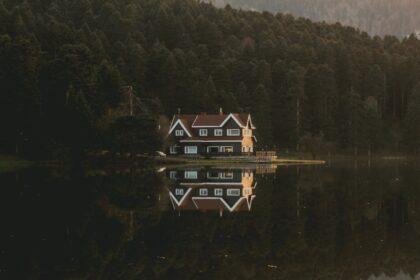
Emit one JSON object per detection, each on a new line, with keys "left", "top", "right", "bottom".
{"left": 1, "top": 162, "right": 420, "bottom": 279}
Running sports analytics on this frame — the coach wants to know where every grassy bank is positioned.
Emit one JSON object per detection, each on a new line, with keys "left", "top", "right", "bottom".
{"left": 0, "top": 155, "right": 33, "bottom": 173}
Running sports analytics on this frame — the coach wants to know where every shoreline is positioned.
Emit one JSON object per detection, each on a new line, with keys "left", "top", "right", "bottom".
{"left": 0, "top": 155, "right": 33, "bottom": 173}
{"left": 156, "top": 156, "right": 326, "bottom": 166}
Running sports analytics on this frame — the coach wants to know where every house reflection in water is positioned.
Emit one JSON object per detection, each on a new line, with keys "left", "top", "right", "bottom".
{"left": 166, "top": 168, "right": 257, "bottom": 214}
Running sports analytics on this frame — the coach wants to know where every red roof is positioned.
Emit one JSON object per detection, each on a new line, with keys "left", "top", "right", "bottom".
{"left": 193, "top": 114, "right": 230, "bottom": 126}
{"left": 169, "top": 113, "right": 255, "bottom": 137}
{"left": 174, "top": 113, "right": 250, "bottom": 127}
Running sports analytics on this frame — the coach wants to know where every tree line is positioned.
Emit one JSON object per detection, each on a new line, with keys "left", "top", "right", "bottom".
{"left": 211, "top": 0, "right": 420, "bottom": 38}
{"left": 0, "top": 0, "right": 420, "bottom": 159}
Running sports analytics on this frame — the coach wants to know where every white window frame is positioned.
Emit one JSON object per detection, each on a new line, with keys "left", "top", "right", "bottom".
{"left": 175, "top": 130, "right": 184, "bottom": 136}
{"left": 185, "top": 146, "right": 197, "bottom": 154}
{"left": 207, "top": 146, "right": 220, "bottom": 153}
{"left": 199, "top": 129, "right": 208, "bottom": 136}
{"left": 199, "top": 188, "right": 208, "bottom": 196}
{"left": 227, "top": 129, "right": 240, "bottom": 136}
{"left": 170, "top": 146, "right": 178, "bottom": 154}
{"left": 170, "top": 171, "right": 177, "bottom": 179}
{"left": 214, "top": 129, "right": 223, "bottom": 136}
{"left": 220, "top": 146, "right": 234, "bottom": 153}
{"left": 227, "top": 189, "right": 241, "bottom": 196}
{"left": 175, "top": 188, "right": 184, "bottom": 195}
{"left": 207, "top": 171, "right": 220, "bottom": 179}
{"left": 220, "top": 172, "right": 233, "bottom": 179}
{"left": 214, "top": 188, "right": 223, "bottom": 196}
{"left": 185, "top": 171, "right": 198, "bottom": 179}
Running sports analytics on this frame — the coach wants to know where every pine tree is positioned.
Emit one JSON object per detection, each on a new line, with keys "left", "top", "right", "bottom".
{"left": 403, "top": 83, "right": 420, "bottom": 155}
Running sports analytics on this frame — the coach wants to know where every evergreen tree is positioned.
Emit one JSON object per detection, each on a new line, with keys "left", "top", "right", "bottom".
{"left": 403, "top": 84, "right": 420, "bottom": 155}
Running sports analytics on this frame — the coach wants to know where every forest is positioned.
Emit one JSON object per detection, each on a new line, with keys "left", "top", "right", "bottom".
{"left": 0, "top": 0, "right": 420, "bottom": 159}
{"left": 211, "top": 0, "right": 420, "bottom": 38}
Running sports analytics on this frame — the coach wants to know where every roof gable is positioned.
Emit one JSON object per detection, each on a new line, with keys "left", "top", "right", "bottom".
{"left": 169, "top": 113, "right": 255, "bottom": 133}
{"left": 168, "top": 119, "right": 193, "bottom": 137}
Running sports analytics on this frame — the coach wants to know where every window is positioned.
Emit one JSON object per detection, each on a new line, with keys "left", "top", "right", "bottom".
{"left": 185, "top": 146, "right": 197, "bottom": 154}
{"left": 227, "top": 189, "right": 241, "bottom": 196}
{"left": 221, "top": 172, "right": 233, "bottom": 179}
{"left": 169, "top": 171, "right": 177, "bottom": 179}
{"left": 220, "top": 146, "right": 234, "bottom": 153}
{"left": 243, "top": 188, "right": 252, "bottom": 196}
{"left": 175, "top": 130, "right": 184, "bottom": 136}
{"left": 214, "top": 129, "right": 223, "bottom": 136}
{"left": 199, "top": 189, "right": 208, "bottom": 196}
{"left": 175, "top": 188, "right": 184, "bottom": 195}
{"left": 199, "top": 129, "right": 208, "bottom": 136}
{"left": 227, "top": 129, "right": 240, "bottom": 136}
{"left": 170, "top": 146, "right": 178, "bottom": 154}
{"left": 185, "top": 171, "right": 198, "bottom": 179}
{"left": 243, "top": 129, "right": 252, "bottom": 136}
{"left": 207, "top": 146, "right": 220, "bottom": 153}
{"left": 207, "top": 171, "right": 220, "bottom": 179}
{"left": 214, "top": 189, "right": 223, "bottom": 196}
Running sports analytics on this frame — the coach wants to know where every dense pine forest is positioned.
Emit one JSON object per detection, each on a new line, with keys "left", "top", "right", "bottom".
{"left": 0, "top": 0, "right": 420, "bottom": 159}
{"left": 212, "top": 0, "right": 420, "bottom": 38}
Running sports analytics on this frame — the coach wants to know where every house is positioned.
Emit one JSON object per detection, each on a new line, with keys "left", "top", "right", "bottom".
{"left": 166, "top": 168, "right": 257, "bottom": 213}
{"left": 167, "top": 110, "right": 256, "bottom": 156}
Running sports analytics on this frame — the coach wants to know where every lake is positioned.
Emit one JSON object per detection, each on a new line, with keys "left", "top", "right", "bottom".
{"left": 1, "top": 161, "right": 420, "bottom": 279}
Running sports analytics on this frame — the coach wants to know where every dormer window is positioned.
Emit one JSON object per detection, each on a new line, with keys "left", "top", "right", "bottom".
{"left": 227, "top": 129, "right": 240, "bottom": 136}
{"left": 214, "top": 129, "right": 223, "bottom": 136}
{"left": 175, "top": 130, "right": 184, "bottom": 136}
{"left": 199, "top": 129, "right": 208, "bottom": 136}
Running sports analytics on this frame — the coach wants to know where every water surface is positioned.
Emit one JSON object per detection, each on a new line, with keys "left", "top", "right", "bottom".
{"left": 1, "top": 162, "right": 419, "bottom": 279}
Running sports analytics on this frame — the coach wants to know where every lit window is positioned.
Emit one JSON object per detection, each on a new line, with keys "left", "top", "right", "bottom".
{"left": 214, "top": 129, "right": 223, "bottom": 136}
{"left": 220, "top": 146, "right": 234, "bottom": 153}
{"left": 227, "top": 129, "right": 240, "bottom": 136}
{"left": 199, "top": 189, "right": 208, "bottom": 196}
{"left": 185, "top": 146, "right": 197, "bottom": 154}
{"left": 185, "top": 171, "right": 198, "bottom": 179}
{"left": 199, "top": 129, "right": 208, "bottom": 136}
{"left": 175, "top": 130, "right": 184, "bottom": 136}
{"left": 221, "top": 172, "right": 233, "bottom": 179}
{"left": 175, "top": 188, "right": 184, "bottom": 195}
{"left": 214, "top": 189, "right": 223, "bottom": 196}
{"left": 227, "top": 189, "right": 241, "bottom": 196}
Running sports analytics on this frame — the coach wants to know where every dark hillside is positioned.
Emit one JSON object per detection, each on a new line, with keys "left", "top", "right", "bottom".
{"left": 0, "top": 0, "right": 419, "bottom": 158}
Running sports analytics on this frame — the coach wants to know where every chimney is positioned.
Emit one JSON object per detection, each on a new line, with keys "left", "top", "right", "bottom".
{"left": 219, "top": 107, "right": 223, "bottom": 115}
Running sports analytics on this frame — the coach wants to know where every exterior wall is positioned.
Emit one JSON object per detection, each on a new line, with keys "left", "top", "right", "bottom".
{"left": 167, "top": 114, "right": 256, "bottom": 156}
{"left": 241, "top": 134, "right": 254, "bottom": 152}
{"left": 168, "top": 142, "right": 242, "bottom": 155}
